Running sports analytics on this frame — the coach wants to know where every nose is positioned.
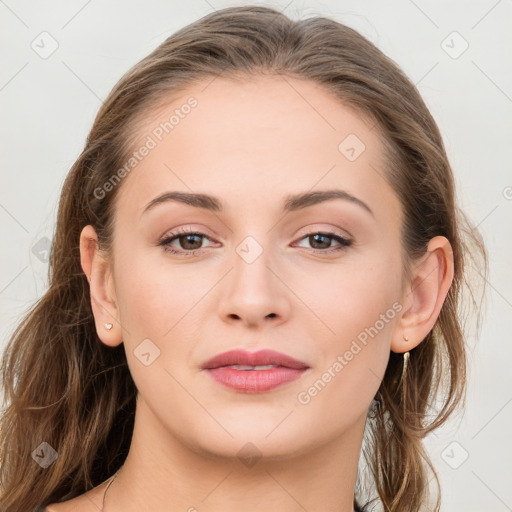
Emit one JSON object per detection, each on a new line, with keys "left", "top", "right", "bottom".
{"left": 217, "top": 247, "right": 291, "bottom": 329}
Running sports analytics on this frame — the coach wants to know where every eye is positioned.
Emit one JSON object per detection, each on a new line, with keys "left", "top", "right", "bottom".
{"left": 294, "top": 231, "right": 352, "bottom": 253}
{"left": 158, "top": 228, "right": 352, "bottom": 257}
{"left": 158, "top": 227, "right": 214, "bottom": 256}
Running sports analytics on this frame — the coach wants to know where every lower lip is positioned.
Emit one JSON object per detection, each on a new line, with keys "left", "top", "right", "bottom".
{"left": 204, "top": 366, "right": 308, "bottom": 393}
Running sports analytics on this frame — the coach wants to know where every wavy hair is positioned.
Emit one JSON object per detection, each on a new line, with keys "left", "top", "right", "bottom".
{"left": 0, "top": 5, "right": 487, "bottom": 511}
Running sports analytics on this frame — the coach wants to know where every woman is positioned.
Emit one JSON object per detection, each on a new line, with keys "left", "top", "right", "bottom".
{"left": 0, "top": 5, "right": 487, "bottom": 512}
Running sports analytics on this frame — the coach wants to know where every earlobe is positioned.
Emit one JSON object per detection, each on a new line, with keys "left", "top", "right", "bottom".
{"left": 79, "top": 225, "right": 123, "bottom": 347}
{"left": 391, "top": 236, "right": 454, "bottom": 354}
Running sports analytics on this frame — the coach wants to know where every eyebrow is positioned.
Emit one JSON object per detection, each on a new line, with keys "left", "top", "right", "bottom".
{"left": 142, "top": 189, "right": 374, "bottom": 217}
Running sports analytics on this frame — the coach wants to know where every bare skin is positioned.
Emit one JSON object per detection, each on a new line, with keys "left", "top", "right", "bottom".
{"left": 47, "top": 75, "right": 454, "bottom": 511}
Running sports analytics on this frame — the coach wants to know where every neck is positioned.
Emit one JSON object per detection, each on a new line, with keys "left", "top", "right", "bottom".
{"left": 107, "top": 395, "right": 365, "bottom": 512}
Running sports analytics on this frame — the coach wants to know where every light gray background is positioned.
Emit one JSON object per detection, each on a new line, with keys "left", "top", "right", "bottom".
{"left": 1, "top": 1, "right": 511, "bottom": 510}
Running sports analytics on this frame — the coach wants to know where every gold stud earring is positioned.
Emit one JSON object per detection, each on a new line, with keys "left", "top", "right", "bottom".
{"left": 104, "top": 323, "right": 113, "bottom": 330}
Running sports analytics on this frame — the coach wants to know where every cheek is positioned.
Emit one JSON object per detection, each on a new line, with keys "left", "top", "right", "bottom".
{"left": 114, "top": 247, "right": 205, "bottom": 339}
{"left": 295, "top": 252, "right": 400, "bottom": 409}
{"left": 299, "top": 252, "right": 401, "bottom": 342}
{"left": 295, "top": 297, "right": 394, "bottom": 444}
{"left": 113, "top": 252, "right": 221, "bottom": 389}
{"left": 113, "top": 258, "right": 201, "bottom": 403}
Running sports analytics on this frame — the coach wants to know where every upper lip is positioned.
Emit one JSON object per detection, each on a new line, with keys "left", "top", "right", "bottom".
{"left": 201, "top": 349, "right": 309, "bottom": 370}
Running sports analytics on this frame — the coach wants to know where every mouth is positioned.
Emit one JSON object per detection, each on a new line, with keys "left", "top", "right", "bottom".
{"left": 201, "top": 348, "right": 309, "bottom": 370}
{"left": 201, "top": 349, "right": 310, "bottom": 393}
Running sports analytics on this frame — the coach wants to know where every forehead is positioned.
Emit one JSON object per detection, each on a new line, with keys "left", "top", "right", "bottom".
{"left": 114, "top": 75, "right": 400, "bottom": 225}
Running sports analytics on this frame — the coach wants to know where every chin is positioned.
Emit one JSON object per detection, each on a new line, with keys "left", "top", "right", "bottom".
{"left": 179, "top": 417, "right": 314, "bottom": 462}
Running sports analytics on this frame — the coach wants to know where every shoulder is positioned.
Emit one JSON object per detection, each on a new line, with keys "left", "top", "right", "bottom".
{"left": 44, "top": 483, "right": 107, "bottom": 512}
{"left": 44, "top": 499, "right": 92, "bottom": 512}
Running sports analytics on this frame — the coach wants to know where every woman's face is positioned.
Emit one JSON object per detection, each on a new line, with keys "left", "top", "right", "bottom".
{"left": 99, "top": 75, "right": 407, "bottom": 458}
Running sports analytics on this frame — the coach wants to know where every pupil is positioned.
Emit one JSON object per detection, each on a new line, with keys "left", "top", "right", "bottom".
{"left": 183, "top": 234, "right": 201, "bottom": 249}
{"left": 312, "top": 234, "right": 329, "bottom": 249}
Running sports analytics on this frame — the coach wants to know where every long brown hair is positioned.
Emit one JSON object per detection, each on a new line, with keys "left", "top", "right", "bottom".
{"left": 0, "top": 6, "right": 487, "bottom": 511}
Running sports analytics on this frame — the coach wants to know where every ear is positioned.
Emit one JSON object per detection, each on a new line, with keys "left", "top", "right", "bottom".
{"left": 79, "top": 224, "right": 123, "bottom": 347}
{"left": 391, "top": 235, "right": 454, "bottom": 354}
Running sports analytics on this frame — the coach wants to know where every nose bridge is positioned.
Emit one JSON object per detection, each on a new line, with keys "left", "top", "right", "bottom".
{"left": 230, "top": 214, "right": 277, "bottom": 281}
{"left": 232, "top": 232, "right": 278, "bottom": 301}
{"left": 217, "top": 231, "right": 291, "bottom": 326}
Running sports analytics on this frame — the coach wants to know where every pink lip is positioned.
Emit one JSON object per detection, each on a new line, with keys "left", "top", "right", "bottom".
{"left": 201, "top": 349, "right": 310, "bottom": 393}
{"left": 201, "top": 349, "right": 309, "bottom": 370}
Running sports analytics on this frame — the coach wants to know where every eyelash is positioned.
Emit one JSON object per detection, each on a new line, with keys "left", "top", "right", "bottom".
{"left": 158, "top": 227, "right": 353, "bottom": 257}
